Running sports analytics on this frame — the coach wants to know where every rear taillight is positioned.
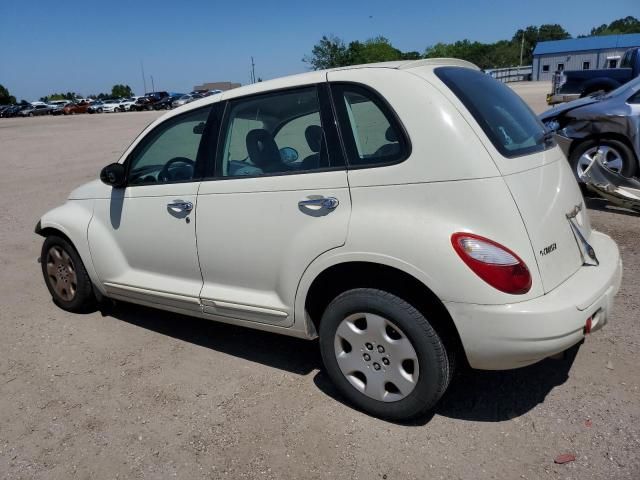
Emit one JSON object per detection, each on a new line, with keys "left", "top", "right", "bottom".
{"left": 451, "top": 233, "right": 532, "bottom": 294}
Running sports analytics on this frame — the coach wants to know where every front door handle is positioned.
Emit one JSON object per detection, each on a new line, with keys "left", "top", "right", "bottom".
{"left": 298, "top": 196, "right": 339, "bottom": 210}
{"left": 167, "top": 200, "right": 193, "bottom": 213}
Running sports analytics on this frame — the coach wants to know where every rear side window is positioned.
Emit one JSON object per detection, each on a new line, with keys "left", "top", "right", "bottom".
{"left": 435, "top": 67, "right": 547, "bottom": 158}
{"left": 331, "top": 83, "right": 408, "bottom": 167}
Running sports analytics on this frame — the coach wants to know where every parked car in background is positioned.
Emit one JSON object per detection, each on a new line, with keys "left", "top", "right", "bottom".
{"left": 118, "top": 97, "right": 138, "bottom": 111}
{"left": 205, "top": 89, "right": 223, "bottom": 96}
{"left": 132, "top": 97, "right": 152, "bottom": 111}
{"left": 87, "top": 101, "right": 105, "bottom": 114}
{"left": 548, "top": 47, "right": 640, "bottom": 105}
{"left": 50, "top": 102, "right": 72, "bottom": 116}
{"left": 171, "top": 94, "right": 196, "bottom": 108}
{"left": 136, "top": 91, "right": 170, "bottom": 110}
{"left": 541, "top": 75, "right": 640, "bottom": 182}
{"left": 62, "top": 102, "right": 90, "bottom": 115}
{"left": 153, "top": 94, "right": 183, "bottom": 110}
{"left": 1, "top": 105, "right": 28, "bottom": 117}
{"left": 101, "top": 99, "right": 122, "bottom": 113}
{"left": 37, "top": 59, "right": 622, "bottom": 421}
{"left": 18, "top": 104, "right": 53, "bottom": 117}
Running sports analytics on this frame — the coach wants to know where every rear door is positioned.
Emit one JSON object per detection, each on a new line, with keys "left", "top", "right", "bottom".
{"left": 196, "top": 84, "right": 350, "bottom": 326}
{"left": 432, "top": 66, "right": 589, "bottom": 293}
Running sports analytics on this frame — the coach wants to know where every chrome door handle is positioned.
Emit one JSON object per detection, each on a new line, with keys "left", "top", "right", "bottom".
{"left": 167, "top": 201, "right": 193, "bottom": 212}
{"left": 298, "top": 196, "right": 339, "bottom": 210}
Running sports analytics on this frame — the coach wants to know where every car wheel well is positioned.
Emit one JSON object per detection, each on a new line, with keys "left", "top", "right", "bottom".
{"left": 36, "top": 226, "right": 73, "bottom": 245}
{"left": 569, "top": 134, "right": 639, "bottom": 165}
{"left": 305, "top": 261, "right": 467, "bottom": 366}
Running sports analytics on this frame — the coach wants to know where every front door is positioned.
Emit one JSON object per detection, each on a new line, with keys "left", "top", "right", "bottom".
{"left": 88, "top": 106, "right": 213, "bottom": 312}
{"left": 196, "top": 84, "right": 350, "bottom": 326}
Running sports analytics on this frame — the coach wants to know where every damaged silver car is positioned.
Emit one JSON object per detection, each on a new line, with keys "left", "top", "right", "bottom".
{"left": 540, "top": 76, "right": 640, "bottom": 182}
{"left": 580, "top": 149, "right": 640, "bottom": 212}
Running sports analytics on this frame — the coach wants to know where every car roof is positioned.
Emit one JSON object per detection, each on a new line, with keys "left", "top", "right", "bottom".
{"left": 177, "top": 58, "right": 478, "bottom": 114}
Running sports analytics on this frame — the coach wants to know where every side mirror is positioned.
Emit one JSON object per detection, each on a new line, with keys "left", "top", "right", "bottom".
{"left": 100, "top": 163, "right": 126, "bottom": 187}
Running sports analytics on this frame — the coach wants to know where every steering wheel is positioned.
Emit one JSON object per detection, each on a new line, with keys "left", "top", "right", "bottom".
{"left": 158, "top": 157, "right": 195, "bottom": 182}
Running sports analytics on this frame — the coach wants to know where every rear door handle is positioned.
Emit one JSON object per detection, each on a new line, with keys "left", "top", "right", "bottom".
{"left": 167, "top": 200, "right": 193, "bottom": 212}
{"left": 298, "top": 196, "right": 339, "bottom": 210}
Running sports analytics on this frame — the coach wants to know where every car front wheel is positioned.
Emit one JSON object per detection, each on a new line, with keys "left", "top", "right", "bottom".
{"left": 41, "top": 235, "right": 96, "bottom": 312}
{"left": 570, "top": 139, "right": 637, "bottom": 182}
{"left": 319, "top": 288, "right": 453, "bottom": 420}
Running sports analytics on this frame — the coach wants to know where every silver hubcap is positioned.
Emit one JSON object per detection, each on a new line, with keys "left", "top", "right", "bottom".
{"left": 334, "top": 313, "right": 419, "bottom": 402}
{"left": 46, "top": 246, "right": 77, "bottom": 301}
{"left": 578, "top": 146, "right": 624, "bottom": 177}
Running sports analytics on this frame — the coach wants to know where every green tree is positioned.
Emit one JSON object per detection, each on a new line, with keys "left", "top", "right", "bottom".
{"left": 305, "top": 35, "right": 417, "bottom": 70}
{"left": 346, "top": 36, "right": 404, "bottom": 64}
{"left": 424, "top": 40, "right": 497, "bottom": 68}
{"left": 303, "top": 35, "right": 350, "bottom": 69}
{"left": 0, "top": 84, "right": 16, "bottom": 104}
{"left": 512, "top": 24, "right": 571, "bottom": 65}
{"left": 111, "top": 84, "right": 133, "bottom": 98}
{"left": 590, "top": 16, "right": 640, "bottom": 36}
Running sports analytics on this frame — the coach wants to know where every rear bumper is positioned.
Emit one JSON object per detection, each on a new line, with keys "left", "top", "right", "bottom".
{"left": 446, "top": 231, "right": 622, "bottom": 370}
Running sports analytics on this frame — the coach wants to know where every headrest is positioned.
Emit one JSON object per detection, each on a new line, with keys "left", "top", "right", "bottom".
{"left": 385, "top": 126, "right": 398, "bottom": 142}
{"left": 246, "top": 129, "right": 280, "bottom": 168}
{"left": 305, "top": 125, "right": 323, "bottom": 153}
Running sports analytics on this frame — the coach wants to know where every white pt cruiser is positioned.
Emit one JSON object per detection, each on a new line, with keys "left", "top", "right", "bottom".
{"left": 37, "top": 59, "right": 622, "bottom": 420}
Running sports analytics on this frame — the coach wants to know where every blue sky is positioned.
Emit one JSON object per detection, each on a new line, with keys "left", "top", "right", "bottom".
{"left": 1, "top": 0, "right": 637, "bottom": 100}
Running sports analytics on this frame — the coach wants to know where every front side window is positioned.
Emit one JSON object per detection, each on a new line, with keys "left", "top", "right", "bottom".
{"left": 218, "top": 87, "right": 335, "bottom": 177}
{"left": 127, "top": 107, "right": 211, "bottom": 185}
{"left": 436, "top": 66, "right": 548, "bottom": 158}
{"left": 331, "top": 83, "right": 407, "bottom": 167}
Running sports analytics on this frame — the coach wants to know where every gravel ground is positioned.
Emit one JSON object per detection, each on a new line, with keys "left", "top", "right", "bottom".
{"left": 0, "top": 87, "right": 638, "bottom": 480}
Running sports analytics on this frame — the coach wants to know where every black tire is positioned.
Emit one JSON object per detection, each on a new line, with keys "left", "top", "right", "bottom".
{"left": 41, "top": 235, "right": 96, "bottom": 313}
{"left": 569, "top": 138, "right": 637, "bottom": 182}
{"left": 319, "top": 288, "right": 452, "bottom": 421}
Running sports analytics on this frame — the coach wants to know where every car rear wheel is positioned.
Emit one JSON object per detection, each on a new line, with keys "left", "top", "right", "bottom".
{"left": 570, "top": 139, "right": 637, "bottom": 182}
{"left": 41, "top": 235, "right": 96, "bottom": 312}
{"left": 319, "top": 288, "right": 453, "bottom": 420}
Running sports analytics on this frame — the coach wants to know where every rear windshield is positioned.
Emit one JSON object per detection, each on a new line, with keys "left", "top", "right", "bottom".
{"left": 435, "top": 67, "right": 548, "bottom": 158}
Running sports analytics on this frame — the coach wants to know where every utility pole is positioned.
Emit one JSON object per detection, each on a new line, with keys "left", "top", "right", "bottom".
{"left": 140, "top": 60, "right": 148, "bottom": 94}
{"left": 519, "top": 31, "right": 525, "bottom": 66}
{"left": 150, "top": 75, "right": 155, "bottom": 93}
{"left": 250, "top": 57, "right": 256, "bottom": 84}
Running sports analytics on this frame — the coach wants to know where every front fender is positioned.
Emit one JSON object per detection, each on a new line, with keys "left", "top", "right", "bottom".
{"left": 36, "top": 200, "right": 103, "bottom": 294}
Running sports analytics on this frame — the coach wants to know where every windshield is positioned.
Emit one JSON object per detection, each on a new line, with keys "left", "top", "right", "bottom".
{"left": 436, "top": 66, "right": 548, "bottom": 158}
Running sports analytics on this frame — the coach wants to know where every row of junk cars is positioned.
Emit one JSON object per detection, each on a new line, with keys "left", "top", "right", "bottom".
{"left": 0, "top": 89, "right": 223, "bottom": 118}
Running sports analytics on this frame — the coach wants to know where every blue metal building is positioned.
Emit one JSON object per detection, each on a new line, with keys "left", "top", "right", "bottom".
{"left": 532, "top": 33, "right": 640, "bottom": 81}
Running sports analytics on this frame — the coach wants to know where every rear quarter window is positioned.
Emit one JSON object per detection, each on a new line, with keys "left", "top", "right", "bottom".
{"left": 435, "top": 67, "right": 548, "bottom": 158}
